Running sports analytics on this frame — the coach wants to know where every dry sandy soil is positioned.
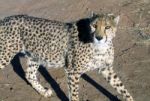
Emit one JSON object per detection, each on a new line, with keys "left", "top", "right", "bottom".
{"left": 0, "top": 0, "right": 150, "bottom": 101}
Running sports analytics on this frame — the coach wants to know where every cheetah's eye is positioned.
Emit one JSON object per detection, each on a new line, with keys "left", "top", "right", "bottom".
{"left": 93, "top": 24, "right": 97, "bottom": 28}
{"left": 105, "top": 26, "right": 111, "bottom": 29}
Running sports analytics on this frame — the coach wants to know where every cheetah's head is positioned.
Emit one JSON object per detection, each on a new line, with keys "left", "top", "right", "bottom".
{"left": 76, "top": 13, "right": 119, "bottom": 43}
{"left": 90, "top": 13, "right": 120, "bottom": 41}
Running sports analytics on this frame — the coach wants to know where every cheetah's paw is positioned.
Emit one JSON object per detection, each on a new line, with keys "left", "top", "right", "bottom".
{"left": 127, "top": 97, "right": 134, "bottom": 101}
{"left": 43, "top": 89, "right": 52, "bottom": 98}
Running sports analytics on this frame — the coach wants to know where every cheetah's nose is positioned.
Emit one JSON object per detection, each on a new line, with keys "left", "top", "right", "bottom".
{"left": 96, "top": 36, "right": 102, "bottom": 41}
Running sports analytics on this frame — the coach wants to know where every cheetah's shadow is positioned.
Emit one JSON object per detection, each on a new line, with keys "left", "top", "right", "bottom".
{"left": 11, "top": 53, "right": 120, "bottom": 101}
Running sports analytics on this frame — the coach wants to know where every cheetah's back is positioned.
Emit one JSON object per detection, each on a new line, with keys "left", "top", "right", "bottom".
{"left": 0, "top": 15, "right": 70, "bottom": 68}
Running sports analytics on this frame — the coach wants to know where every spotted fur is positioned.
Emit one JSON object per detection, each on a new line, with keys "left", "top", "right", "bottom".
{"left": 0, "top": 14, "right": 134, "bottom": 101}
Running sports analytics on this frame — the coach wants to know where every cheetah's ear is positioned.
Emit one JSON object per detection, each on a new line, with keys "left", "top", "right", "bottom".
{"left": 114, "top": 15, "right": 120, "bottom": 25}
{"left": 91, "top": 12, "right": 97, "bottom": 18}
{"left": 90, "top": 11, "right": 94, "bottom": 17}
{"left": 90, "top": 13, "right": 100, "bottom": 27}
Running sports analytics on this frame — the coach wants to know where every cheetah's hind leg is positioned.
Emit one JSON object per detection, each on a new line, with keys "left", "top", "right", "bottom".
{"left": 0, "top": 51, "right": 13, "bottom": 69}
{"left": 101, "top": 67, "right": 134, "bottom": 101}
{"left": 25, "top": 56, "right": 52, "bottom": 97}
{"left": 0, "top": 43, "right": 17, "bottom": 69}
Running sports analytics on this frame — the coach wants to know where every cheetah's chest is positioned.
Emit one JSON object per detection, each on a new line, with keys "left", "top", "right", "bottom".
{"left": 85, "top": 42, "right": 114, "bottom": 72}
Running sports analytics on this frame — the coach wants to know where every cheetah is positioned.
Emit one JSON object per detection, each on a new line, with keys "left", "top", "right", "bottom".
{"left": 0, "top": 14, "right": 134, "bottom": 101}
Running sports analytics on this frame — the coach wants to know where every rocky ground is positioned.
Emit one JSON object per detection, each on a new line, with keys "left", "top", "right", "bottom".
{"left": 0, "top": 0, "right": 150, "bottom": 101}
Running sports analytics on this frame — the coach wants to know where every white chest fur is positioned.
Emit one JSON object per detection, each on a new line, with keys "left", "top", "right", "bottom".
{"left": 84, "top": 38, "right": 114, "bottom": 72}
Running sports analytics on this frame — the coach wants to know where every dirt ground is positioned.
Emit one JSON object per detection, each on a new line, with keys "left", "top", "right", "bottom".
{"left": 0, "top": 0, "right": 150, "bottom": 101}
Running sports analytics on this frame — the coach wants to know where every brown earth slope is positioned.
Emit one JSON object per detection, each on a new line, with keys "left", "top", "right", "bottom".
{"left": 0, "top": 0, "right": 150, "bottom": 101}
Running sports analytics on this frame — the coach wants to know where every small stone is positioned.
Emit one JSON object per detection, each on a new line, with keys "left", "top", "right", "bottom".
{"left": 10, "top": 87, "right": 13, "bottom": 91}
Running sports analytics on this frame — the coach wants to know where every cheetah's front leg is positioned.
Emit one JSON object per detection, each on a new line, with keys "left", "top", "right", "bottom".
{"left": 67, "top": 71, "right": 80, "bottom": 101}
{"left": 25, "top": 58, "right": 52, "bottom": 97}
{"left": 101, "top": 67, "right": 134, "bottom": 101}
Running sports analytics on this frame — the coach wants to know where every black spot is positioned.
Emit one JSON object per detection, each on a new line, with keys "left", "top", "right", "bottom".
{"left": 120, "top": 90, "right": 124, "bottom": 93}
{"left": 75, "top": 82, "right": 79, "bottom": 85}
{"left": 116, "top": 84, "right": 120, "bottom": 87}
{"left": 126, "top": 95, "right": 131, "bottom": 98}
{"left": 101, "top": 68, "right": 106, "bottom": 71}
{"left": 68, "top": 82, "right": 71, "bottom": 85}
{"left": 114, "top": 75, "right": 117, "bottom": 79}
{"left": 73, "top": 89, "right": 76, "bottom": 92}
{"left": 72, "top": 93, "right": 77, "bottom": 97}
{"left": 2, "top": 63, "right": 6, "bottom": 66}
{"left": 123, "top": 90, "right": 126, "bottom": 93}
{"left": 109, "top": 72, "right": 112, "bottom": 75}
{"left": 106, "top": 63, "right": 110, "bottom": 67}
{"left": 33, "top": 75, "right": 36, "bottom": 79}
{"left": 108, "top": 76, "right": 111, "bottom": 80}
{"left": 120, "top": 83, "right": 123, "bottom": 86}
{"left": 72, "top": 84, "right": 76, "bottom": 87}
{"left": 76, "top": 18, "right": 94, "bottom": 43}
{"left": 12, "top": 22, "right": 16, "bottom": 25}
